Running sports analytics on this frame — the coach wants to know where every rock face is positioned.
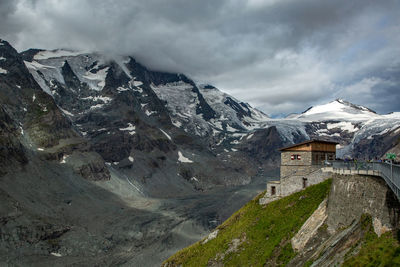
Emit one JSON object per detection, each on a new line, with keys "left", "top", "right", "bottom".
{"left": 0, "top": 39, "right": 110, "bottom": 181}
{"left": 291, "top": 199, "right": 328, "bottom": 251}
{"left": 326, "top": 174, "right": 396, "bottom": 235}
{"left": 289, "top": 174, "right": 400, "bottom": 266}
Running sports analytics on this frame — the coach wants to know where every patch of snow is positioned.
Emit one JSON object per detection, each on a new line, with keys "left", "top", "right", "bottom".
{"left": 316, "top": 128, "right": 328, "bottom": 134}
{"left": 19, "top": 126, "right": 24, "bottom": 135}
{"left": 0, "top": 67, "right": 8, "bottom": 74}
{"left": 216, "top": 137, "right": 225, "bottom": 146}
{"left": 16, "top": 85, "right": 21, "bottom": 89}
{"left": 81, "top": 95, "right": 112, "bottom": 103}
{"left": 231, "top": 148, "right": 238, "bottom": 152}
{"left": 24, "top": 60, "right": 56, "bottom": 71}
{"left": 133, "top": 81, "right": 143, "bottom": 87}
{"left": 32, "top": 94, "right": 36, "bottom": 102}
{"left": 191, "top": 177, "right": 199, "bottom": 182}
{"left": 246, "top": 133, "right": 254, "bottom": 140}
{"left": 226, "top": 125, "right": 237, "bottom": 132}
{"left": 0, "top": 56, "right": 5, "bottom": 61}
{"left": 59, "top": 107, "right": 74, "bottom": 116}
{"left": 34, "top": 49, "right": 83, "bottom": 60}
{"left": 89, "top": 103, "right": 104, "bottom": 110}
{"left": 117, "top": 86, "right": 129, "bottom": 92}
{"left": 145, "top": 110, "right": 157, "bottom": 116}
{"left": 119, "top": 123, "right": 136, "bottom": 135}
{"left": 82, "top": 67, "right": 109, "bottom": 91}
{"left": 60, "top": 154, "right": 69, "bottom": 164}
{"left": 178, "top": 151, "right": 193, "bottom": 163}
{"left": 377, "top": 128, "right": 390, "bottom": 136}
{"left": 128, "top": 156, "right": 134, "bottom": 162}
{"left": 172, "top": 120, "right": 182, "bottom": 128}
{"left": 212, "top": 120, "right": 223, "bottom": 130}
{"left": 160, "top": 129, "right": 172, "bottom": 141}
{"left": 133, "top": 86, "right": 143, "bottom": 93}
{"left": 326, "top": 121, "right": 358, "bottom": 132}
{"left": 50, "top": 252, "right": 62, "bottom": 257}
{"left": 37, "top": 148, "right": 44, "bottom": 151}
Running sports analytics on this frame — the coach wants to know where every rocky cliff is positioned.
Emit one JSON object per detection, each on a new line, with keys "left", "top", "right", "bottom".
{"left": 289, "top": 174, "right": 400, "bottom": 266}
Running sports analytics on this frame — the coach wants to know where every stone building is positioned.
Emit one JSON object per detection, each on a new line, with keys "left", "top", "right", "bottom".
{"left": 279, "top": 140, "right": 337, "bottom": 178}
{"left": 261, "top": 140, "right": 338, "bottom": 204}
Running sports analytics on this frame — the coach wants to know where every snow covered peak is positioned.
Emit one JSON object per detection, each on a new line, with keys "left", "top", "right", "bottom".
{"left": 290, "top": 99, "right": 379, "bottom": 122}
{"left": 33, "top": 49, "right": 85, "bottom": 60}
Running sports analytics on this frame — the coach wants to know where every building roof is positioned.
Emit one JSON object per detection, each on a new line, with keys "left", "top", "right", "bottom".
{"left": 279, "top": 139, "right": 339, "bottom": 151}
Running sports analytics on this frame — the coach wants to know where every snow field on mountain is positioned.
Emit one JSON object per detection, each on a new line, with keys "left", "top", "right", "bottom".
{"left": 82, "top": 67, "right": 109, "bottom": 90}
{"left": 119, "top": 123, "right": 136, "bottom": 135}
{"left": 178, "top": 151, "right": 193, "bottom": 163}
{"left": 292, "top": 99, "right": 379, "bottom": 121}
{"left": 33, "top": 49, "right": 85, "bottom": 60}
{"left": 326, "top": 121, "right": 358, "bottom": 132}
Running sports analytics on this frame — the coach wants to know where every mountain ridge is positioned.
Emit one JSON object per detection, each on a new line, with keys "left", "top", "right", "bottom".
{"left": 1, "top": 38, "right": 400, "bottom": 265}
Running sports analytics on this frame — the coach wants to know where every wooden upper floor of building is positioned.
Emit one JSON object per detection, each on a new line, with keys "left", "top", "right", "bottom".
{"left": 279, "top": 139, "right": 339, "bottom": 153}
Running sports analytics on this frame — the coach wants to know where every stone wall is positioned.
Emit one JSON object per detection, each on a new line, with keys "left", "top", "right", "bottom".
{"left": 326, "top": 174, "right": 400, "bottom": 236}
{"left": 259, "top": 181, "right": 282, "bottom": 205}
{"left": 280, "top": 169, "right": 331, "bottom": 196}
{"left": 281, "top": 151, "right": 312, "bottom": 178}
{"left": 265, "top": 181, "right": 281, "bottom": 197}
{"left": 280, "top": 165, "right": 320, "bottom": 178}
{"left": 281, "top": 151, "right": 312, "bottom": 166}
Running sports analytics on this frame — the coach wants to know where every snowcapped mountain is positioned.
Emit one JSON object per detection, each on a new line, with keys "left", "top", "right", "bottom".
{"left": 288, "top": 98, "right": 378, "bottom": 121}
{"left": 1, "top": 38, "right": 400, "bottom": 265}
{"left": 284, "top": 99, "right": 400, "bottom": 158}
{"left": 10, "top": 43, "right": 279, "bottom": 197}
{"left": 2, "top": 39, "right": 400, "bottom": 193}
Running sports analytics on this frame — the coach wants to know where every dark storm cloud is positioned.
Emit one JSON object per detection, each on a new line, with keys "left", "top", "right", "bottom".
{"left": 1, "top": 0, "right": 399, "bottom": 116}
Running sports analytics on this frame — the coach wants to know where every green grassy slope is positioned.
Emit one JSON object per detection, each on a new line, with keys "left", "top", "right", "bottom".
{"left": 343, "top": 215, "right": 400, "bottom": 267}
{"left": 163, "top": 179, "right": 332, "bottom": 267}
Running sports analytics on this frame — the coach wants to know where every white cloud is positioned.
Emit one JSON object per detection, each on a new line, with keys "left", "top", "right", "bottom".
{"left": 1, "top": 0, "right": 400, "bottom": 115}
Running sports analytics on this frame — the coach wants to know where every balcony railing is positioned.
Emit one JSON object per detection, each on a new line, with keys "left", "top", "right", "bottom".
{"left": 327, "top": 160, "right": 400, "bottom": 201}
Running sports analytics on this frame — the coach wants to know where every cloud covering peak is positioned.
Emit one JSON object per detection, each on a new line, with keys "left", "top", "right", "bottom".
{"left": 1, "top": 0, "right": 399, "bottom": 116}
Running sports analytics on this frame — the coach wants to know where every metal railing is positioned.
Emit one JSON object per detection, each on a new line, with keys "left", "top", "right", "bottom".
{"left": 328, "top": 160, "right": 400, "bottom": 201}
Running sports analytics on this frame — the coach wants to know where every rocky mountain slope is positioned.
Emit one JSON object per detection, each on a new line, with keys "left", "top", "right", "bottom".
{"left": 1, "top": 38, "right": 400, "bottom": 265}
{"left": 16, "top": 42, "right": 400, "bottom": 190}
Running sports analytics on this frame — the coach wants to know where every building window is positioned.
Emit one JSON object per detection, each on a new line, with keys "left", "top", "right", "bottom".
{"left": 291, "top": 154, "right": 301, "bottom": 160}
{"left": 271, "top": 186, "right": 276, "bottom": 196}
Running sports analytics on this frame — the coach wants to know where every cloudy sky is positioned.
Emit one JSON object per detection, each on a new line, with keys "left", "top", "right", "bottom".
{"left": 1, "top": 0, "right": 399, "bottom": 117}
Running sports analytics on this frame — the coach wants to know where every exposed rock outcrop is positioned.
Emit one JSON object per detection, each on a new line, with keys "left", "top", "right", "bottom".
{"left": 289, "top": 174, "right": 400, "bottom": 266}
